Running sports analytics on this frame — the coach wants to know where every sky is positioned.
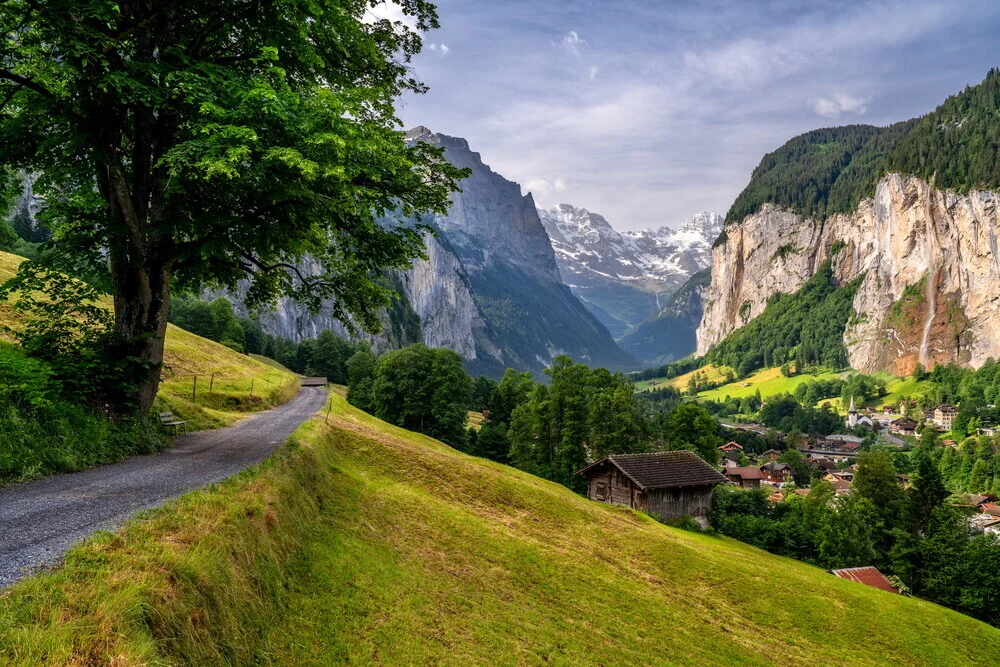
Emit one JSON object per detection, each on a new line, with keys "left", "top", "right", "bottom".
{"left": 375, "top": 0, "right": 1000, "bottom": 231}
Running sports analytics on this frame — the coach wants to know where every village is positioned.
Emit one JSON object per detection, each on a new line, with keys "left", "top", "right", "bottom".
{"left": 576, "top": 397, "right": 1000, "bottom": 593}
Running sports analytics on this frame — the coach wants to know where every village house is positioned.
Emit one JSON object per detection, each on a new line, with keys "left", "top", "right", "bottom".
{"left": 889, "top": 417, "right": 918, "bottom": 436}
{"left": 718, "top": 441, "right": 744, "bottom": 453}
{"left": 759, "top": 449, "right": 782, "bottom": 462}
{"left": 979, "top": 426, "right": 998, "bottom": 437}
{"left": 720, "top": 450, "right": 743, "bottom": 468}
{"left": 760, "top": 462, "right": 791, "bottom": 485}
{"left": 830, "top": 479, "right": 853, "bottom": 496}
{"left": 829, "top": 567, "right": 898, "bottom": 593}
{"left": 576, "top": 451, "right": 728, "bottom": 527}
{"left": 896, "top": 473, "right": 911, "bottom": 489}
{"left": 725, "top": 466, "right": 764, "bottom": 489}
{"left": 933, "top": 405, "right": 958, "bottom": 429}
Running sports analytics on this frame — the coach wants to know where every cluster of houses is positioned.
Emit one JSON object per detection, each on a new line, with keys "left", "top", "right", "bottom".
{"left": 886, "top": 402, "right": 998, "bottom": 437}
{"left": 963, "top": 494, "right": 1000, "bottom": 535}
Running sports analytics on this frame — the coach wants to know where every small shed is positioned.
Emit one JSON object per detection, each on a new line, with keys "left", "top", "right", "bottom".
{"left": 725, "top": 466, "right": 764, "bottom": 489}
{"left": 575, "top": 451, "right": 727, "bottom": 527}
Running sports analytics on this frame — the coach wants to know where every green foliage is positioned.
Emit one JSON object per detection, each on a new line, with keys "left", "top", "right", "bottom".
{"left": 0, "top": 0, "right": 467, "bottom": 413}
{"left": 704, "top": 262, "right": 861, "bottom": 376}
{"left": 0, "top": 343, "right": 163, "bottom": 484}
{"left": 369, "top": 344, "right": 472, "bottom": 449}
{"left": 345, "top": 345, "right": 377, "bottom": 413}
{"left": 758, "top": 395, "right": 844, "bottom": 436}
{"left": 0, "top": 263, "right": 154, "bottom": 410}
{"left": 662, "top": 402, "right": 720, "bottom": 464}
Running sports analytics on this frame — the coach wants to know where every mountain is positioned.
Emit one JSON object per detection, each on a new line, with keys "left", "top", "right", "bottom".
{"left": 618, "top": 268, "right": 711, "bottom": 366}
{"left": 237, "top": 128, "right": 637, "bottom": 377}
{"left": 698, "top": 71, "right": 1000, "bottom": 374}
{"left": 538, "top": 205, "right": 722, "bottom": 335}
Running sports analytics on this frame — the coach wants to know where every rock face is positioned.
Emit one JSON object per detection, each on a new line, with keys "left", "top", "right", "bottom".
{"left": 697, "top": 174, "right": 1000, "bottom": 373}
{"left": 538, "top": 205, "right": 722, "bottom": 335}
{"left": 236, "top": 128, "right": 636, "bottom": 376}
{"left": 619, "top": 268, "right": 712, "bottom": 366}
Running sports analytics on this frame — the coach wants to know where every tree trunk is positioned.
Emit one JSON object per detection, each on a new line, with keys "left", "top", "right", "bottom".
{"left": 112, "top": 254, "right": 172, "bottom": 416}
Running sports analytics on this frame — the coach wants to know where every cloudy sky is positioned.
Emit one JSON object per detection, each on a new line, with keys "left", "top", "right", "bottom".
{"left": 381, "top": 0, "right": 1000, "bottom": 231}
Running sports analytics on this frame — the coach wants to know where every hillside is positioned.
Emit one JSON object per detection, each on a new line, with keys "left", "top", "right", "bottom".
{"left": 0, "top": 250, "right": 298, "bottom": 431}
{"left": 3, "top": 390, "right": 999, "bottom": 664}
{"left": 699, "top": 71, "right": 1000, "bottom": 373}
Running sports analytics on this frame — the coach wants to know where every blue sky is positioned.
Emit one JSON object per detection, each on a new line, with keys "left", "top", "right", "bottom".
{"left": 376, "top": 0, "right": 1000, "bottom": 230}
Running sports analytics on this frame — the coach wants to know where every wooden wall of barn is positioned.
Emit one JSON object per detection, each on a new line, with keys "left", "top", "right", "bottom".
{"left": 643, "top": 486, "right": 713, "bottom": 524}
{"left": 587, "top": 468, "right": 638, "bottom": 508}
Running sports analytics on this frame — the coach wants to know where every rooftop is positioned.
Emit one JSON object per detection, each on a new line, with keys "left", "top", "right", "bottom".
{"left": 576, "top": 451, "right": 728, "bottom": 491}
{"left": 829, "top": 566, "right": 898, "bottom": 594}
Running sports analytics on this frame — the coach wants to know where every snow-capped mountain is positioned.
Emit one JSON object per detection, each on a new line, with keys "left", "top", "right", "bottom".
{"left": 538, "top": 204, "right": 722, "bottom": 335}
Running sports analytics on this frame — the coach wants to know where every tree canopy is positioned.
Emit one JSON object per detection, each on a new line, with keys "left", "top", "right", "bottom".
{"left": 0, "top": 0, "right": 465, "bottom": 413}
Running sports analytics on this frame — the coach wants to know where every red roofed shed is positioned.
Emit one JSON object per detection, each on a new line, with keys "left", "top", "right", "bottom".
{"left": 829, "top": 566, "right": 898, "bottom": 593}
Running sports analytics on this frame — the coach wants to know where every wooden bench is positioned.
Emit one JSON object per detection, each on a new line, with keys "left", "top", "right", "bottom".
{"left": 159, "top": 411, "right": 188, "bottom": 435}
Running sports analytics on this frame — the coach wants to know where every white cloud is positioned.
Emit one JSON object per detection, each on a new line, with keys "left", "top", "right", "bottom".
{"left": 560, "top": 30, "right": 586, "bottom": 55}
{"left": 813, "top": 93, "right": 870, "bottom": 118}
{"left": 440, "top": 44, "right": 451, "bottom": 55}
{"left": 523, "top": 177, "right": 568, "bottom": 202}
{"left": 588, "top": 65, "right": 598, "bottom": 81}
{"left": 364, "top": 2, "right": 418, "bottom": 30}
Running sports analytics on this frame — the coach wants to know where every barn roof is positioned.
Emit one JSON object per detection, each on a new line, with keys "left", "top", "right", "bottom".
{"left": 829, "top": 566, "right": 898, "bottom": 593}
{"left": 575, "top": 451, "right": 728, "bottom": 491}
{"left": 726, "top": 466, "right": 764, "bottom": 480}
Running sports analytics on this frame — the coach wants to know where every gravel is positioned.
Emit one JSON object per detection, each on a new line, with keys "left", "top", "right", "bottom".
{"left": 0, "top": 386, "right": 328, "bottom": 589}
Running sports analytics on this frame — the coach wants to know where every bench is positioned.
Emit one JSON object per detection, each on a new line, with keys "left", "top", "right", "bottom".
{"left": 159, "top": 411, "right": 188, "bottom": 435}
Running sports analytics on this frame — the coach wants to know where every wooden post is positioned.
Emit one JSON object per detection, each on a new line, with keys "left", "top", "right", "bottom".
{"left": 250, "top": 378, "right": 254, "bottom": 397}
{"left": 326, "top": 397, "right": 332, "bottom": 423}
{"left": 210, "top": 373, "right": 215, "bottom": 392}
{"left": 192, "top": 375, "right": 197, "bottom": 403}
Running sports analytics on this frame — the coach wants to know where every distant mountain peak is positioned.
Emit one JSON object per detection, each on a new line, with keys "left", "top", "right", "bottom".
{"left": 538, "top": 204, "right": 722, "bottom": 333}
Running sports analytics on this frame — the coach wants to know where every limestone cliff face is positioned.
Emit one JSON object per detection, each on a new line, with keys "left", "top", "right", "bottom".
{"left": 697, "top": 174, "right": 1000, "bottom": 373}
{"left": 229, "top": 128, "right": 634, "bottom": 376}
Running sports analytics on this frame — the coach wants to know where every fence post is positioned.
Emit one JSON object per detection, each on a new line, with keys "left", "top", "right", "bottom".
{"left": 326, "top": 397, "right": 332, "bottom": 423}
{"left": 192, "top": 375, "right": 197, "bottom": 403}
{"left": 210, "top": 373, "right": 215, "bottom": 392}
{"left": 250, "top": 378, "right": 254, "bottom": 397}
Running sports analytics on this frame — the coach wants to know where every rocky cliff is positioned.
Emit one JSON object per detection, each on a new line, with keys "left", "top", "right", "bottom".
{"left": 619, "top": 268, "right": 711, "bottom": 366}
{"left": 234, "top": 128, "right": 636, "bottom": 376}
{"left": 697, "top": 174, "right": 1000, "bottom": 373}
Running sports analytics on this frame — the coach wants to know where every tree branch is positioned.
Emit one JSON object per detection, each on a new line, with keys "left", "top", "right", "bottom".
{"left": 241, "top": 255, "right": 337, "bottom": 291}
{"left": 0, "top": 69, "right": 54, "bottom": 99}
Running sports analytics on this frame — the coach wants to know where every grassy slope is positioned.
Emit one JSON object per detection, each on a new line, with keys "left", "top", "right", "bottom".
{"left": 0, "top": 250, "right": 298, "bottom": 430}
{"left": 3, "top": 391, "right": 997, "bottom": 665}
{"left": 635, "top": 364, "right": 731, "bottom": 391}
{"left": 696, "top": 367, "right": 846, "bottom": 402}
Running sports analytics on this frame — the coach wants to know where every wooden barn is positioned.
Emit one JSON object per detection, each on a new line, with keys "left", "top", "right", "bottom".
{"left": 575, "top": 451, "right": 728, "bottom": 527}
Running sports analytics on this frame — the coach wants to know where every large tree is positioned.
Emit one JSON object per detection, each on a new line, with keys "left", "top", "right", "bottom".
{"left": 0, "top": 0, "right": 464, "bottom": 413}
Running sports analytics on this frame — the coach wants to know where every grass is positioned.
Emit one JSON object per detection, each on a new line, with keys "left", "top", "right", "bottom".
{"left": 879, "top": 374, "right": 932, "bottom": 409}
{"left": 697, "top": 366, "right": 846, "bottom": 403}
{"left": 0, "top": 250, "right": 299, "bottom": 432}
{"left": 635, "top": 364, "right": 731, "bottom": 391}
{"left": 3, "top": 391, "right": 999, "bottom": 665}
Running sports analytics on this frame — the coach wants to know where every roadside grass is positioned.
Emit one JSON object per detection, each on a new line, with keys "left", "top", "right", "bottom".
{"left": 250, "top": 353, "right": 295, "bottom": 374}
{"left": 3, "top": 392, "right": 999, "bottom": 665}
{"left": 0, "top": 250, "right": 298, "bottom": 433}
{"left": 697, "top": 366, "right": 846, "bottom": 403}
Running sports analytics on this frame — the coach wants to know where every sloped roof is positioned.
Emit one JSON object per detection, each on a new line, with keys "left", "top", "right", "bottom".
{"left": 726, "top": 466, "right": 764, "bottom": 480}
{"left": 829, "top": 567, "right": 898, "bottom": 593}
{"left": 576, "top": 452, "right": 728, "bottom": 490}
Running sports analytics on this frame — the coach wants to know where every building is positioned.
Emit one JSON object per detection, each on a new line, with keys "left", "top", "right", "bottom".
{"left": 720, "top": 450, "right": 743, "bottom": 468}
{"left": 933, "top": 405, "right": 958, "bottom": 429}
{"left": 759, "top": 449, "right": 782, "bottom": 462}
{"left": 760, "top": 462, "right": 791, "bottom": 485}
{"left": 718, "top": 441, "right": 744, "bottom": 453}
{"left": 829, "top": 567, "right": 898, "bottom": 594}
{"left": 889, "top": 418, "right": 918, "bottom": 436}
{"left": 725, "top": 466, "right": 764, "bottom": 489}
{"left": 846, "top": 396, "right": 874, "bottom": 430}
{"left": 576, "top": 452, "right": 728, "bottom": 527}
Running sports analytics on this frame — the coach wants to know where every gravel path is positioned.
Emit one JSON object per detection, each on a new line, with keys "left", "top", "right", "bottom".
{"left": 0, "top": 386, "right": 328, "bottom": 589}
